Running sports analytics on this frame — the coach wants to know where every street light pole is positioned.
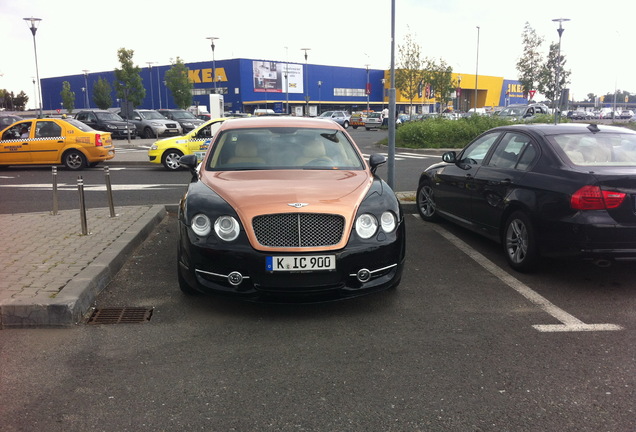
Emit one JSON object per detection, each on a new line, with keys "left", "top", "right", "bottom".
{"left": 301, "top": 48, "right": 311, "bottom": 116}
{"left": 207, "top": 37, "right": 219, "bottom": 93}
{"left": 24, "top": 17, "right": 43, "bottom": 118}
{"left": 474, "top": 26, "right": 480, "bottom": 112}
{"left": 156, "top": 66, "right": 162, "bottom": 109}
{"left": 365, "top": 64, "right": 370, "bottom": 112}
{"left": 82, "top": 70, "right": 89, "bottom": 108}
{"left": 552, "top": 18, "right": 570, "bottom": 125}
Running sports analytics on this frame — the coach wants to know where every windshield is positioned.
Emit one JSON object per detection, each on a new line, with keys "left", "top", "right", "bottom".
{"left": 206, "top": 127, "right": 365, "bottom": 171}
{"left": 139, "top": 110, "right": 166, "bottom": 120}
{"left": 95, "top": 112, "right": 124, "bottom": 121}
{"left": 499, "top": 107, "right": 526, "bottom": 116}
{"left": 171, "top": 111, "right": 197, "bottom": 119}
{"left": 552, "top": 133, "right": 636, "bottom": 166}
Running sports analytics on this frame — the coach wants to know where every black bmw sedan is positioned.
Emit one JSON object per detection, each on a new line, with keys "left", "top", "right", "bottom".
{"left": 416, "top": 123, "right": 636, "bottom": 272}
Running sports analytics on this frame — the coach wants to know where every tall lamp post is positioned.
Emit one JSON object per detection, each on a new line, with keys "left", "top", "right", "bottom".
{"left": 146, "top": 62, "right": 156, "bottom": 109}
{"left": 474, "top": 26, "right": 480, "bottom": 112}
{"left": 24, "top": 17, "right": 43, "bottom": 118}
{"left": 301, "top": 48, "right": 311, "bottom": 116}
{"left": 365, "top": 64, "right": 370, "bottom": 112}
{"left": 82, "top": 70, "right": 89, "bottom": 108}
{"left": 317, "top": 80, "right": 322, "bottom": 111}
{"left": 552, "top": 18, "right": 570, "bottom": 125}
{"left": 207, "top": 37, "right": 219, "bottom": 93}
{"left": 457, "top": 75, "right": 462, "bottom": 112}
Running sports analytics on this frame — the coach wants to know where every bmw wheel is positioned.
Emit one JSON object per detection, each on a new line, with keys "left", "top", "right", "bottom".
{"left": 162, "top": 150, "right": 183, "bottom": 171}
{"left": 503, "top": 211, "right": 538, "bottom": 272}
{"left": 62, "top": 150, "right": 86, "bottom": 170}
{"left": 416, "top": 180, "right": 439, "bottom": 222}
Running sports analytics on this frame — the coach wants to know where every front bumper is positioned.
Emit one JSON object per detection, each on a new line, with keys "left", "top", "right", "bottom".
{"left": 177, "top": 220, "right": 405, "bottom": 302}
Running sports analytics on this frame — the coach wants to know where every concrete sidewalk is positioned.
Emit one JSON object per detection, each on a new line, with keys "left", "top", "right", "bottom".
{"left": 0, "top": 205, "right": 167, "bottom": 329}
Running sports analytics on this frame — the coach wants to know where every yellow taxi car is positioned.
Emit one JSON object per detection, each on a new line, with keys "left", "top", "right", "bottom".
{"left": 0, "top": 117, "right": 115, "bottom": 170}
{"left": 148, "top": 117, "right": 226, "bottom": 170}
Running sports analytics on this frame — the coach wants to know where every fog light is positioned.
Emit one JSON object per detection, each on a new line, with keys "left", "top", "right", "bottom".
{"left": 356, "top": 268, "right": 371, "bottom": 283}
{"left": 227, "top": 271, "right": 243, "bottom": 286}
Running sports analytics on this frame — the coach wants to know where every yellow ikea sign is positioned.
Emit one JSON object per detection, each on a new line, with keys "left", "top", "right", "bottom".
{"left": 188, "top": 68, "right": 228, "bottom": 84}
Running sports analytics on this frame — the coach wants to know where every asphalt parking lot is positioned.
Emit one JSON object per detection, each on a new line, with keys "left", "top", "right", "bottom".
{"left": 1, "top": 209, "right": 635, "bottom": 431}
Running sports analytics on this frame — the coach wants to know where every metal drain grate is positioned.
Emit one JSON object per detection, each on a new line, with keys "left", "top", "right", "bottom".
{"left": 87, "top": 307, "right": 153, "bottom": 325}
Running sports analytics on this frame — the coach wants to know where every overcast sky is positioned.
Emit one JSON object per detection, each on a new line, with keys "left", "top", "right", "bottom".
{"left": 2, "top": 0, "right": 634, "bottom": 109}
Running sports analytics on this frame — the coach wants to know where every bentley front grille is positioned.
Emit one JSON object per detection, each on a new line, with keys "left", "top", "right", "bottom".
{"left": 252, "top": 213, "right": 345, "bottom": 247}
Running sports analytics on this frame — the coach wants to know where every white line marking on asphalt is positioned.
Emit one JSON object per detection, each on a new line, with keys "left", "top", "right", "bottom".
{"left": 415, "top": 215, "right": 623, "bottom": 333}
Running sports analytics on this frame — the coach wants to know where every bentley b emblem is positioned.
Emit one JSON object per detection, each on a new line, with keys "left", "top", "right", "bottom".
{"left": 288, "top": 203, "right": 309, "bottom": 208}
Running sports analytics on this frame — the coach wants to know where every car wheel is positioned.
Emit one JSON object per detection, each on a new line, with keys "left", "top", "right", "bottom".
{"left": 342, "top": 120, "right": 349, "bottom": 129}
{"left": 162, "top": 150, "right": 183, "bottom": 171}
{"left": 365, "top": 127, "right": 371, "bottom": 131}
{"left": 416, "top": 180, "right": 439, "bottom": 222}
{"left": 143, "top": 127, "right": 155, "bottom": 139}
{"left": 352, "top": 126, "right": 358, "bottom": 129}
{"left": 503, "top": 211, "right": 539, "bottom": 272}
{"left": 62, "top": 150, "right": 86, "bottom": 170}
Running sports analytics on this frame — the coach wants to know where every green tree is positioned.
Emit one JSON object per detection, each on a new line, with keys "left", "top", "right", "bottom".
{"left": 164, "top": 57, "right": 193, "bottom": 110}
{"left": 114, "top": 48, "right": 146, "bottom": 109}
{"left": 60, "top": 81, "right": 75, "bottom": 114}
{"left": 537, "top": 42, "right": 571, "bottom": 109}
{"left": 13, "top": 91, "right": 29, "bottom": 111}
{"left": 427, "top": 59, "right": 455, "bottom": 113}
{"left": 93, "top": 77, "right": 113, "bottom": 110}
{"left": 516, "top": 22, "right": 544, "bottom": 99}
{"left": 394, "top": 32, "right": 428, "bottom": 115}
{"left": 586, "top": 93, "right": 596, "bottom": 103}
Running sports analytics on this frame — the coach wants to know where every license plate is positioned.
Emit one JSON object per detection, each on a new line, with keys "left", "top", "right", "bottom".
{"left": 266, "top": 255, "right": 336, "bottom": 272}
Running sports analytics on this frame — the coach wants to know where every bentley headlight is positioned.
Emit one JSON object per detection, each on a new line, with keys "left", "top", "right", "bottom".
{"left": 355, "top": 213, "right": 378, "bottom": 239}
{"left": 214, "top": 215, "right": 240, "bottom": 241}
{"left": 380, "top": 211, "right": 396, "bottom": 233}
{"left": 191, "top": 214, "right": 211, "bottom": 236}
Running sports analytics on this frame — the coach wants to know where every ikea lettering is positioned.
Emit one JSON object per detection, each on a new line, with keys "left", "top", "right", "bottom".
{"left": 507, "top": 83, "right": 524, "bottom": 94}
{"left": 188, "top": 68, "right": 228, "bottom": 84}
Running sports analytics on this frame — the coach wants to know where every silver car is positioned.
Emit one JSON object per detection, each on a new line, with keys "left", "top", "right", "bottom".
{"left": 119, "top": 109, "right": 183, "bottom": 139}
{"left": 317, "top": 110, "right": 351, "bottom": 128}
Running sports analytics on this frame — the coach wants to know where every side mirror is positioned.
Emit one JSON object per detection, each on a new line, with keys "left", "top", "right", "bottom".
{"left": 179, "top": 154, "right": 198, "bottom": 180}
{"left": 442, "top": 151, "right": 457, "bottom": 163}
{"left": 368, "top": 153, "right": 387, "bottom": 174}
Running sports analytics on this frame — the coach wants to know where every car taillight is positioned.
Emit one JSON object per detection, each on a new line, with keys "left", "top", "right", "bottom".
{"left": 570, "top": 185, "right": 626, "bottom": 210}
{"left": 95, "top": 134, "right": 103, "bottom": 147}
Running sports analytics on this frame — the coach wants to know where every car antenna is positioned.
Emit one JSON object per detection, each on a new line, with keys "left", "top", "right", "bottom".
{"left": 587, "top": 124, "right": 600, "bottom": 133}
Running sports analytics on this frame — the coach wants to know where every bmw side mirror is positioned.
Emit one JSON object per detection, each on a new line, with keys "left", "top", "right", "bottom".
{"left": 369, "top": 153, "right": 387, "bottom": 174}
{"left": 442, "top": 151, "right": 457, "bottom": 163}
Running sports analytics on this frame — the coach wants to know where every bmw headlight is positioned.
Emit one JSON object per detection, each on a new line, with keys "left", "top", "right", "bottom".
{"left": 183, "top": 122, "right": 194, "bottom": 127}
{"left": 355, "top": 213, "right": 378, "bottom": 239}
{"left": 380, "top": 211, "right": 397, "bottom": 233}
{"left": 191, "top": 214, "right": 211, "bottom": 236}
{"left": 214, "top": 215, "right": 240, "bottom": 241}
{"left": 106, "top": 124, "right": 117, "bottom": 129}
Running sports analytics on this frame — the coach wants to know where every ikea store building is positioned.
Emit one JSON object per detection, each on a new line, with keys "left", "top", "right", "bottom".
{"left": 41, "top": 58, "right": 527, "bottom": 116}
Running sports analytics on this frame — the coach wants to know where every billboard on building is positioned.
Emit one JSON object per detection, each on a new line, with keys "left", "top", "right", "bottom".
{"left": 253, "top": 61, "right": 303, "bottom": 94}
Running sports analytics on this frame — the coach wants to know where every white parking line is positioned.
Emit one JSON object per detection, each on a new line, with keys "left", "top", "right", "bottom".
{"left": 416, "top": 215, "right": 623, "bottom": 333}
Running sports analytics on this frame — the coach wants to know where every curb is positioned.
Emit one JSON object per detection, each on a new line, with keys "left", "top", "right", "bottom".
{"left": 0, "top": 205, "right": 167, "bottom": 328}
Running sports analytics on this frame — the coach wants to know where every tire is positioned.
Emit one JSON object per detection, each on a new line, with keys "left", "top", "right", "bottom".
{"left": 365, "top": 127, "right": 371, "bottom": 131}
{"left": 416, "top": 180, "right": 439, "bottom": 222}
{"left": 503, "top": 211, "right": 539, "bottom": 272}
{"left": 352, "top": 126, "right": 358, "bottom": 129}
{"left": 342, "top": 120, "right": 349, "bottom": 129}
{"left": 143, "top": 127, "right": 155, "bottom": 139}
{"left": 62, "top": 150, "right": 86, "bottom": 170}
{"left": 162, "top": 149, "right": 183, "bottom": 171}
